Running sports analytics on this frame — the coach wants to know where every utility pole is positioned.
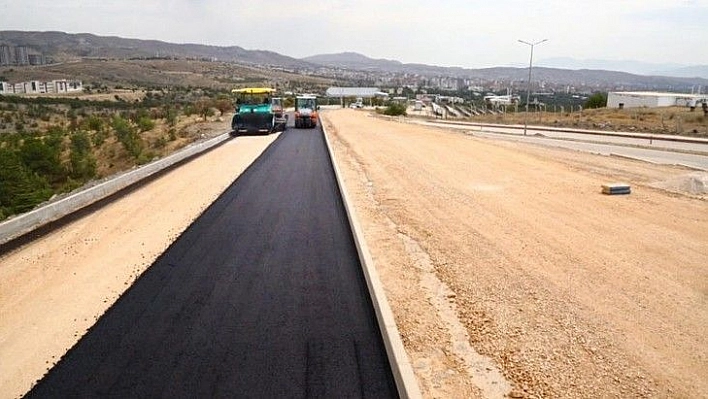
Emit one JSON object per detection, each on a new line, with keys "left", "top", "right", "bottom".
{"left": 518, "top": 39, "right": 547, "bottom": 136}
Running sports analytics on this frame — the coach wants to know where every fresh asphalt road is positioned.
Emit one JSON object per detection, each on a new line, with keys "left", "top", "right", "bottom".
{"left": 26, "top": 125, "right": 398, "bottom": 398}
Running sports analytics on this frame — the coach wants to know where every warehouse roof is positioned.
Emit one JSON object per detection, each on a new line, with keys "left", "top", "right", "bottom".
{"left": 326, "top": 87, "right": 388, "bottom": 98}
{"left": 609, "top": 91, "right": 706, "bottom": 98}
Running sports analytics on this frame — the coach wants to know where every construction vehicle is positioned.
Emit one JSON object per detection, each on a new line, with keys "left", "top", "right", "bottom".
{"left": 231, "top": 87, "right": 277, "bottom": 135}
{"left": 349, "top": 97, "right": 364, "bottom": 108}
{"left": 294, "top": 95, "right": 318, "bottom": 128}
{"left": 270, "top": 97, "right": 288, "bottom": 131}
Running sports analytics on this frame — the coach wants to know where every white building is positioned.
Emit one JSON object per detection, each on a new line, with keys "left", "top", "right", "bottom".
{"left": 325, "top": 87, "right": 389, "bottom": 106}
{"left": 607, "top": 91, "right": 707, "bottom": 109}
{"left": 0, "top": 79, "right": 82, "bottom": 95}
{"left": 14, "top": 81, "right": 45, "bottom": 94}
{"left": 0, "top": 81, "right": 12, "bottom": 94}
{"left": 325, "top": 87, "right": 386, "bottom": 99}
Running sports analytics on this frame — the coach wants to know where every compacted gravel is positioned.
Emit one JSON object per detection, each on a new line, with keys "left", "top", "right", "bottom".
{"left": 323, "top": 109, "right": 707, "bottom": 399}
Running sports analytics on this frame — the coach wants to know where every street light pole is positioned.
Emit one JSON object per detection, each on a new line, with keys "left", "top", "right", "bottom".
{"left": 518, "top": 39, "right": 547, "bottom": 136}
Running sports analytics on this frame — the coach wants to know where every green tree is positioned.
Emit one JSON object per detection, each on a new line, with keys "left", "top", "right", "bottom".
{"left": 0, "top": 148, "right": 53, "bottom": 218}
{"left": 112, "top": 116, "right": 143, "bottom": 158}
{"left": 18, "top": 136, "right": 66, "bottom": 186}
{"left": 69, "top": 131, "right": 97, "bottom": 180}
{"left": 194, "top": 99, "right": 214, "bottom": 121}
{"left": 163, "top": 106, "right": 178, "bottom": 126}
{"left": 584, "top": 92, "right": 607, "bottom": 109}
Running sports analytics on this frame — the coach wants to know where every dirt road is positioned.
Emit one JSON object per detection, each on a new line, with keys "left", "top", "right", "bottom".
{"left": 323, "top": 109, "right": 707, "bottom": 398}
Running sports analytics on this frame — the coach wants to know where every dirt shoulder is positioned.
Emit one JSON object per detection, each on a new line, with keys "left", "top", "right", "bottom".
{"left": 323, "top": 109, "right": 707, "bottom": 398}
{"left": 0, "top": 131, "right": 278, "bottom": 399}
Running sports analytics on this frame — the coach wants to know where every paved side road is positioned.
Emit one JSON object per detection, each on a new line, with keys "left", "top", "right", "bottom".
{"left": 415, "top": 119, "right": 708, "bottom": 170}
{"left": 26, "top": 127, "right": 398, "bottom": 398}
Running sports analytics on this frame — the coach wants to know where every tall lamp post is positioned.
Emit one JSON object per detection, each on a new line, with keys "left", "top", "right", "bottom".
{"left": 518, "top": 39, "right": 547, "bottom": 136}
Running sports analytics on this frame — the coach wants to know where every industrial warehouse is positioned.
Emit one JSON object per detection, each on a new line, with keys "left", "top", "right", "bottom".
{"left": 607, "top": 91, "right": 707, "bottom": 108}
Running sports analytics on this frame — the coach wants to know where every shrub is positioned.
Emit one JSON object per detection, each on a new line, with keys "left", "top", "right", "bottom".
{"left": 137, "top": 116, "right": 155, "bottom": 132}
{"left": 153, "top": 136, "right": 168, "bottom": 149}
{"left": 584, "top": 92, "right": 607, "bottom": 109}
{"left": 382, "top": 102, "right": 407, "bottom": 116}
{"left": 194, "top": 99, "right": 215, "bottom": 121}
{"left": 112, "top": 116, "right": 143, "bottom": 158}
{"left": 164, "top": 106, "right": 178, "bottom": 126}
{"left": 92, "top": 129, "right": 109, "bottom": 147}
{"left": 182, "top": 104, "right": 196, "bottom": 116}
{"left": 0, "top": 148, "right": 53, "bottom": 218}
{"left": 69, "top": 131, "right": 97, "bottom": 180}
{"left": 214, "top": 98, "right": 234, "bottom": 116}
{"left": 83, "top": 115, "right": 104, "bottom": 132}
{"left": 18, "top": 136, "right": 65, "bottom": 185}
{"left": 137, "top": 151, "right": 156, "bottom": 165}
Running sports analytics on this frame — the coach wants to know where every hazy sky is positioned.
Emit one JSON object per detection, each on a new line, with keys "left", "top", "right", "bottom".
{"left": 1, "top": 0, "right": 706, "bottom": 68}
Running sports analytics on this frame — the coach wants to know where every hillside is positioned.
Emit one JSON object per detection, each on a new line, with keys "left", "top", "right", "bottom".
{"left": 0, "top": 30, "right": 314, "bottom": 69}
{"left": 0, "top": 59, "right": 333, "bottom": 90}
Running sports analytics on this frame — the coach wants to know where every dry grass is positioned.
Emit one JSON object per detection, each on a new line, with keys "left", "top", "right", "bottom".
{"left": 21, "top": 89, "right": 148, "bottom": 102}
{"left": 90, "top": 113, "right": 232, "bottom": 178}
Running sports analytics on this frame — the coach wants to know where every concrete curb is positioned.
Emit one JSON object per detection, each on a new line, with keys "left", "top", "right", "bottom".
{"left": 320, "top": 114, "right": 422, "bottom": 399}
{"left": 0, "top": 133, "right": 231, "bottom": 246}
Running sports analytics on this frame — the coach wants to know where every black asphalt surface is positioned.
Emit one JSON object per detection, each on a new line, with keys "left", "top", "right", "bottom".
{"left": 26, "top": 125, "right": 398, "bottom": 398}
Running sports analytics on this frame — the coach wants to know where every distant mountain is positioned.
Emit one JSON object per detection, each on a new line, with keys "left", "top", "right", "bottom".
{"left": 0, "top": 30, "right": 314, "bottom": 69}
{"left": 303, "top": 52, "right": 403, "bottom": 70}
{"left": 303, "top": 51, "right": 467, "bottom": 76}
{"left": 304, "top": 52, "right": 708, "bottom": 90}
{"left": 539, "top": 57, "right": 708, "bottom": 79}
{"left": 656, "top": 65, "right": 708, "bottom": 79}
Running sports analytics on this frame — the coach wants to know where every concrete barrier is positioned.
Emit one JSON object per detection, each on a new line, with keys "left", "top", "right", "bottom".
{"left": 320, "top": 114, "right": 422, "bottom": 399}
{"left": 0, "top": 133, "right": 231, "bottom": 246}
